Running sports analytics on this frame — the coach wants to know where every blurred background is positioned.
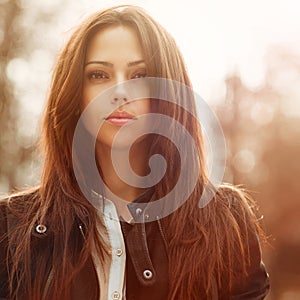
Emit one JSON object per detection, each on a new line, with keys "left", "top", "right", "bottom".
{"left": 0, "top": 0, "right": 299, "bottom": 298}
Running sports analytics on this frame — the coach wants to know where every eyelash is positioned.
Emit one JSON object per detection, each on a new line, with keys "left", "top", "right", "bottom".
{"left": 87, "top": 71, "right": 109, "bottom": 80}
{"left": 86, "top": 70, "right": 147, "bottom": 81}
{"left": 131, "top": 71, "right": 147, "bottom": 79}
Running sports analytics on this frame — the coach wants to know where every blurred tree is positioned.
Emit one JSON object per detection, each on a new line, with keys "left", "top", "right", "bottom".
{"left": 0, "top": 1, "right": 62, "bottom": 194}
{"left": 216, "top": 48, "right": 300, "bottom": 299}
{"left": 0, "top": 0, "right": 23, "bottom": 192}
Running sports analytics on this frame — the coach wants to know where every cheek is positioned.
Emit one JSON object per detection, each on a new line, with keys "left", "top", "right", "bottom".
{"left": 82, "top": 86, "right": 97, "bottom": 110}
{"left": 137, "top": 98, "right": 151, "bottom": 115}
{"left": 82, "top": 82, "right": 108, "bottom": 110}
{"left": 145, "top": 99, "right": 151, "bottom": 113}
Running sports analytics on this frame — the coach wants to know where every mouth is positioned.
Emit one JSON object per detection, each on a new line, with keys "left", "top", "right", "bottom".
{"left": 105, "top": 111, "right": 137, "bottom": 126}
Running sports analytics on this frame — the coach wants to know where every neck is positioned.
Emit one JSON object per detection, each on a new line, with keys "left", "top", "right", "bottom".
{"left": 95, "top": 138, "right": 151, "bottom": 203}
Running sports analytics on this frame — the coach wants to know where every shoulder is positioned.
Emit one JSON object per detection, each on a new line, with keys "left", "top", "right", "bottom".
{"left": 213, "top": 183, "right": 265, "bottom": 253}
{"left": 0, "top": 188, "right": 41, "bottom": 259}
{"left": 216, "top": 182, "right": 255, "bottom": 207}
{"left": 0, "top": 189, "right": 40, "bottom": 298}
{"left": 0, "top": 188, "right": 40, "bottom": 232}
{"left": 215, "top": 181, "right": 263, "bottom": 239}
{"left": 0, "top": 196, "right": 9, "bottom": 236}
{"left": 215, "top": 183, "right": 261, "bottom": 227}
{"left": 0, "top": 187, "right": 40, "bottom": 207}
{"left": 215, "top": 184, "right": 270, "bottom": 297}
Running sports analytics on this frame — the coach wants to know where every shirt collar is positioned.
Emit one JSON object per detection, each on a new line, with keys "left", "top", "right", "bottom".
{"left": 90, "top": 186, "right": 156, "bottom": 222}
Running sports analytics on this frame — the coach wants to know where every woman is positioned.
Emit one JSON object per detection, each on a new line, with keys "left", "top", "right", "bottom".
{"left": 0, "top": 5, "right": 270, "bottom": 300}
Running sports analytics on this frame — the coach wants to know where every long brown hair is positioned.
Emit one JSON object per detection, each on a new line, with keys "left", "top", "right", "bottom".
{"left": 5, "top": 5, "right": 264, "bottom": 299}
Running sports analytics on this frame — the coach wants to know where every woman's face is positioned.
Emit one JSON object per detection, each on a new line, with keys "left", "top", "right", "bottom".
{"left": 82, "top": 25, "right": 151, "bottom": 149}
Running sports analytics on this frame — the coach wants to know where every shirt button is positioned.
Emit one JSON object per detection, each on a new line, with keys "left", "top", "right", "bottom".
{"left": 112, "top": 291, "right": 120, "bottom": 299}
{"left": 115, "top": 248, "right": 123, "bottom": 257}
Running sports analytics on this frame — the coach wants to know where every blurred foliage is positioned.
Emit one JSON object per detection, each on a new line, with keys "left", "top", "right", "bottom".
{"left": 0, "top": 2, "right": 300, "bottom": 299}
{"left": 0, "top": 0, "right": 28, "bottom": 192}
{"left": 216, "top": 48, "right": 300, "bottom": 299}
{"left": 0, "top": 0, "right": 62, "bottom": 193}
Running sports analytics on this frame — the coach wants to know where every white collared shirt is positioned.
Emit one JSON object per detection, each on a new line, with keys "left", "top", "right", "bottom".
{"left": 91, "top": 191, "right": 127, "bottom": 300}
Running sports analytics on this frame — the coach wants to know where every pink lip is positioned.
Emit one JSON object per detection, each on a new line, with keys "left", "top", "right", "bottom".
{"left": 105, "top": 111, "right": 137, "bottom": 126}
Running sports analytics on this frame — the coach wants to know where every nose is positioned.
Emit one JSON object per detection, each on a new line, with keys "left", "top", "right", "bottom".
{"left": 111, "top": 96, "right": 128, "bottom": 104}
{"left": 111, "top": 79, "right": 129, "bottom": 105}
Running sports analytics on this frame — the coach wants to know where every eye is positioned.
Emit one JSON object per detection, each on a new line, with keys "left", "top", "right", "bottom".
{"left": 87, "top": 71, "right": 109, "bottom": 81}
{"left": 131, "top": 70, "right": 147, "bottom": 79}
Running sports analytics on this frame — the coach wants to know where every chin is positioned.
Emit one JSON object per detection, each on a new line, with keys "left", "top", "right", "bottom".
{"left": 96, "top": 133, "right": 149, "bottom": 151}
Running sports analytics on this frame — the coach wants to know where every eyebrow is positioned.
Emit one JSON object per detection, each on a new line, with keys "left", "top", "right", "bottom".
{"left": 85, "top": 60, "right": 145, "bottom": 67}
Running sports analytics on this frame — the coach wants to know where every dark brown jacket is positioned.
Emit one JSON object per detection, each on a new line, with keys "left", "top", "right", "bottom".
{"left": 0, "top": 192, "right": 270, "bottom": 300}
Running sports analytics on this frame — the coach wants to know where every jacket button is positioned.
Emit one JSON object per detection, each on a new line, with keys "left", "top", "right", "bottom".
{"left": 111, "top": 291, "right": 120, "bottom": 299}
{"left": 143, "top": 269, "right": 153, "bottom": 280}
{"left": 115, "top": 248, "right": 123, "bottom": 257}
{"left": 35, "top": 224, "right": 47, "bottom": 234}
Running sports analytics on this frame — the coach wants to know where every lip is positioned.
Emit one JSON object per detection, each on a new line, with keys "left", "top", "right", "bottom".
{"left": 105, "top": 110, "right": 137, "bottom": 126}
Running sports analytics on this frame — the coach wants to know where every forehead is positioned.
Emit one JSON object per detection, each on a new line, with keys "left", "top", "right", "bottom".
{"left": 86, "top": 25, "right": 144, "bottom": 62}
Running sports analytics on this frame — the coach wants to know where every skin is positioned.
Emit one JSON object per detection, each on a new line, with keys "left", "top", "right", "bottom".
{"left": 82, "top": 25, "right": 152, "bottom": 215}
